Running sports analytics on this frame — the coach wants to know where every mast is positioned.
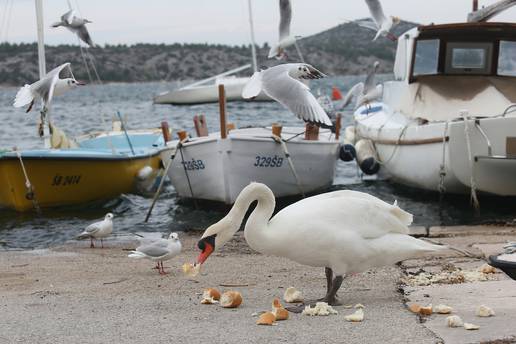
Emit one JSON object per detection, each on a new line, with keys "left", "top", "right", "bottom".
{"left": 35, "top": 0, "right": 46, "bottom": 78}
{"left": 247, "top": 0, "right": 258, "bottom": 73}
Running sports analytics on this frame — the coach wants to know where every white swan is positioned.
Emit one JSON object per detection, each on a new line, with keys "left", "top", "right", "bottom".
{"left": 196, "top": 183, "right": 443, "bottom": 305}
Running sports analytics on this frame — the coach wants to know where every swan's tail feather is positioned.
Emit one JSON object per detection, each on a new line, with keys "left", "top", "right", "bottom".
{"left": 128, "top": 251, "right": 146, "bottom": 259}
{"left": 391, "top": 200, "right": 413, "bottom": 226}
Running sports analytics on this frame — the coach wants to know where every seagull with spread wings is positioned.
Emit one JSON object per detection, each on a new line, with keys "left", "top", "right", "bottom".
{"left": 13, "top": 62, "right": 84, "bottom": 114}
{"left": 51, "top": 9, "right": 96, "bottom": 48}
{"left": 339, "top": 61, "right": 383, "bottom": 109}
{"left": 356, "top": 0, "right": 400, "bottom": 41}
{"left": 243, "top": 63, "right": 332, "bottom": 128}
{"left": 268, "top": 0, "right": 303, "bottom": 61}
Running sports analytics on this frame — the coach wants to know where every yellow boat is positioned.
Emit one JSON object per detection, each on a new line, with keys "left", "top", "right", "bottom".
{"left": 0, "top": 130, "right": 169, "bottom": 212}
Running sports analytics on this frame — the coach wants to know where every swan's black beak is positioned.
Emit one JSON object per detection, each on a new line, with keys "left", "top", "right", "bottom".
{"left": 197, "top": 234, "right": 216, "bottom": 264}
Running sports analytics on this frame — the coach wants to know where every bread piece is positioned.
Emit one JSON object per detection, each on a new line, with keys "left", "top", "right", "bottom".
{"left": 344, "top": 309, "right": 364, "bottom": 322}
{"left": 257, "top": 312, "right": 276, "bottom": 325}
{"left": 446, "top": 315, "right": 463, "bottom": 327}
{"left": 476, "top": 305, "right": 495, "bottom": 317}
{"left": 464, "top": 322, "right": 480, "bottom": 330}
{"left": 182, "top": 263, "right": 201, "bottom": 277}
{"left": 434, "top": 304, "right": 453, "bottom": 314}
{"left": 220, "top": 291, "right": 243, "bottom": 308}
{"left": 283, "top": 287, "right": 303, "bottom": 303}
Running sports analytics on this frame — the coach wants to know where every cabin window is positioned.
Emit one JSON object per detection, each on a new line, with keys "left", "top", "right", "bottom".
{"left": 498, "top": 41, "right": 516, "bottom": 76}
{"left": 445, "top": 42, "right": 492, "bottom": 74}
{"left": 413, "top": 39, "right": 439, "bottom": 76}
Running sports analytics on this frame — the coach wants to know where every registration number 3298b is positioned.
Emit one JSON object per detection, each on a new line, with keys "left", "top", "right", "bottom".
{"left": 254, "top": 155, "right": 284, "bottom": 168}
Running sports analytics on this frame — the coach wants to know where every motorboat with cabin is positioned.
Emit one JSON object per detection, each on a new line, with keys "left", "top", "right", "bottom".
{"left": 350, "top": 21, "right": 516, "bottom": 201}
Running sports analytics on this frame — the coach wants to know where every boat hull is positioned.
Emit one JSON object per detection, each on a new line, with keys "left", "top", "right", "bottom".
{"left": 0, "top": 153, "right": 162, "bottom": 212}
{"left": 161, "top": 128, "right": 339, "bottom": 203}
{"left": 154, "top": 79, "right": 270, "bottom": 105}
{"left": 355, "top": 104, "right": 516, "bottom": 196}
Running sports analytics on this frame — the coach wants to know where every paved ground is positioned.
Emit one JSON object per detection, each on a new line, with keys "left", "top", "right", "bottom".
{"left": 0, "top": 226, "right": 515, "bottom": 344}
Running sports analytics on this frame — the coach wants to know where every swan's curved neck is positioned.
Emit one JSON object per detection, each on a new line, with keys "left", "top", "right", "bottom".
{"left": 226, "top": 184, "right": 275, "bottom": 253}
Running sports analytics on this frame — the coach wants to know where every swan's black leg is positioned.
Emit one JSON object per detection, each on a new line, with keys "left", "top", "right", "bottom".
{"left": 323, "top": 275, "right": 344, "bottom": 306}
{"left": 325, "top": 267, "right": 333, "bottom": 295}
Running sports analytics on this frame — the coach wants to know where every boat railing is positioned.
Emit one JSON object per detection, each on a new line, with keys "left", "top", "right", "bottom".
{"left": 502, "top": 104, "right": 516, "bottom": 117}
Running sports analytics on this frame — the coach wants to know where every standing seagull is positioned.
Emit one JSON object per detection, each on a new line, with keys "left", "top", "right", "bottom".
{"left": 339, "top": 61, "right": 383, "bottom": 109}
{"left": 242, "top": 63, "right": 332, "bottom": 127}
{"left": 77, "top": 213, "right": 114, "bottom": 248}
{"left": 356, "top": 0, "right": 400, "bottom": 41}
{"left": 13, "top": 62, "right": 84, "bottom": 114}
{"left": 468, "top": 0, "right": 516, "bottom": 22}
{"left": 51, "top": 10, "right": 96, "bottom": 47}
{"left": 128, "top": 233, "right": 182, "bottom": 275}
{"left": 268, "top": 0, "right": 301, "bottom": 61}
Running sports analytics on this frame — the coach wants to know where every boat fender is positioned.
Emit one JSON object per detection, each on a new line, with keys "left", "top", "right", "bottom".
{"left": 344, "top": 126, "right": 356, "bottom": 144}
{"left": 137, "top": 166, "right": 154, "bottom": 181}
{"left": 339, "top": 142, "right": 356, "bottom": 162}
{"left": 355, "top": 139, "right": 380, "bottom": 175}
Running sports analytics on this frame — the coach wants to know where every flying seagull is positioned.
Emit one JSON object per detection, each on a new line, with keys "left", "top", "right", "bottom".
{"left": 243, "top": 63, "right": 333, "bottom": 128}
{"left": 13, "top": 62, "right": 84, "bottom": 114}
{"left": 468, "top": 0, "right": 516, "bottom": 22}
{"left": 339, "top": 61, "right": 383, "bottom": 109}
{"left": 356, "top": 0, "right": 400, "bottom": 41}
{"left": 128, "top": 233, "right": 182, "bottom": 275}
{"left": 77, "top": 213, "right": 114, "bottom": 248}
{"left": 51, "top": 9, "right": 96, "bottom": 47}
{"left": 268, "top": 0, "right": 300, "bottom": 60}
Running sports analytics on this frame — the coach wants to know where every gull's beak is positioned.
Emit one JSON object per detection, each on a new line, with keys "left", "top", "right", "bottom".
{"left": 196, "top": 234, "right": 216, "bottom": 265}
{"left": 76, "top": 80, "right": 86, "bottom": 86}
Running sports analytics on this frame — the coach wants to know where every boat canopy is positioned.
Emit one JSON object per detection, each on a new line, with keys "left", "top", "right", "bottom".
{"left": 388, "top": 22, "right": 516, "bottom": 121}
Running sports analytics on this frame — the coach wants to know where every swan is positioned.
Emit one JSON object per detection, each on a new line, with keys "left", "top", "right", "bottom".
{"left": 196, "top": 183, "right": 443, "bottom": 305}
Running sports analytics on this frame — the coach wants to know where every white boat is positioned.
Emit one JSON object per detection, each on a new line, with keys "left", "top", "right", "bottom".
{"left": 160, "top": 127, "right": 340, "bottom": 203}
{"left": 154, "top": 73, "right": 270, "bottom": 105}
{"left": 153, "top": 0, "right": 271, "bottom": 105}
{"left": 352, "top": 22, "right": 516, "bottom": 198}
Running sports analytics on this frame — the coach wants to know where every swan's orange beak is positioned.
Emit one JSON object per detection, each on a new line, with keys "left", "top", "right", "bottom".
{"left": 197, "top": 234, "right": 216, "bottom": 264}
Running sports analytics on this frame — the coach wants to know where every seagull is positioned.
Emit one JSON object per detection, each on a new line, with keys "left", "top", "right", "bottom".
{"left": 268, "top": 0, "right": 300, "bottom": 60}
{"left": 339, "top": 61, "right": 383, "bottom": 109}
{"left": 13, "top": 62, "right": 84, "bottom": 114}
{"left": 51, "top": 9, "right": 96, "bottom": 47}
{"left": 468, "top": 0, "right": 516, "bottom": 22}
{"left": 242, "top": 63, "right": 333, "bottom": 127}
{"left": 356, "top": 0, "right": 400, "bottom": 41}
{"left": 77, "top": 213, "right": 114, "bottom": 248}
{"left": 128, "top": 233, "right": 182, "bottom": 275}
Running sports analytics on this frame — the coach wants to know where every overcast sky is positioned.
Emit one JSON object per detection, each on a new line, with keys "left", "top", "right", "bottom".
{"left": 2, "top": 0, "right": 516, "bottom": 46}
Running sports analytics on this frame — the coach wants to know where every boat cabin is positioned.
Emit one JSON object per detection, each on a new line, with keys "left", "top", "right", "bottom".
{"left": 386, "top": 22, "right": 516, "bottom": 121}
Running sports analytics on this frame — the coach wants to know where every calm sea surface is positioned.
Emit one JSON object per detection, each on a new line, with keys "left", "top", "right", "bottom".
{"left": 1, "top": 77, "right": 515, "bottom": 249}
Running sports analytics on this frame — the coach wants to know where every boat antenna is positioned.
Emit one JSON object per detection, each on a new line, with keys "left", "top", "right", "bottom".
{"left": 247, "top": 0, "right": 258, "bottom": 73}
{"left": 473, "top": 0, "right": 478, "bottom": 11}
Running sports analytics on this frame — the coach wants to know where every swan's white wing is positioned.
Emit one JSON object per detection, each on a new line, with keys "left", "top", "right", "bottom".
{"left": 278, "top": 0, "right": 292, "bottom": 40}
{"left": 261, "top": 64, "right": 332, "bottom": 127}
{"left": 364, "top": 0, "right": 387, "bottom": 26}
{"left": 468, "top": 0, "right": 516, "bottom": 22}
{"left": 272, "top": 189, "right": 412, "bottom": 238}
{"left": 242, "top": 71, "right": 263, "bottom": 99}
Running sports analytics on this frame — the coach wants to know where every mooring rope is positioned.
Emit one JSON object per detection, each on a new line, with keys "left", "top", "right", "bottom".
{"left": 272, "top": 135, "right": 305, "bottom": 198}
{"left": 461, "top": 111, "right": 480, "bottom": 210}
{"left": 178, "top": 142, "right": 198, "bottom": 209}
{"left": 14, "top": 149, "right": 41, "bottom": 214}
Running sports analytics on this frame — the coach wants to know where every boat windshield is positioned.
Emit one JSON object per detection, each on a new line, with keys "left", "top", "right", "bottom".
{"left": 413, "top": 39, "right": 439, "bottom": 76}
{"left": 445, "top": 42, "right": 492, "bottom": 74}
{"left": 498, "top": 41, "right": 516, "bottom": 77}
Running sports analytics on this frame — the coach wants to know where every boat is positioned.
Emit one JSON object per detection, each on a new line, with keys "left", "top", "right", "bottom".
{"left": 0, "top": 0, "right": 171, "bottom": 212}
{"left": 161, "top": 126, "right": 340, "bottom": 203}
{"left": 351, "top": 21, "right": 516, "bottom": 200}
{"left": 153, "top": 66, "right": 270, "bottom": 105}
{"left": 159, "top": 84, "right": 344, "bottom": 203}
{"left": 0, "top": 128, "right": 168, "bottom": 212}
{"left": 153, "top": 0, "right": 271, "bottom": 105}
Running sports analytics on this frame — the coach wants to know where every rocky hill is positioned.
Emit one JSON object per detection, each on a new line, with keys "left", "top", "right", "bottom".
{"left": 0, "top": 20, "right": 417, "bottom": 85}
